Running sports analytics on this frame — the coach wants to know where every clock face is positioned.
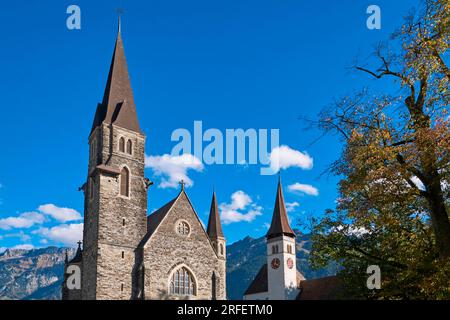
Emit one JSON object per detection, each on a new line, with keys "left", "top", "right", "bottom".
{"left": 271, "top": 258, "right": 280, "bottom": 270}
{"left": 287, "top": 258, "right": 294, "bottom": 269}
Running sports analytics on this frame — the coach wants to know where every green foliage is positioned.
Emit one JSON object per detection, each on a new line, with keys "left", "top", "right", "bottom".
{"left": 309, "top": 0, "right": 450, "bottom": 299}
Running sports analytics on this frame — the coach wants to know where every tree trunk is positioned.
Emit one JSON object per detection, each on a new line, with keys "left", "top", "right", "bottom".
{"left": 426, "top": 174, "right": 450, "bottom": 259}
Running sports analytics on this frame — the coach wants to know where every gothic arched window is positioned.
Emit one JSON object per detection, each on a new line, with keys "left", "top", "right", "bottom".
{"left": 119, "top": 137, "right": 125, "bottom": 152}
{"left": 126, "top": 139, "right": 132, "bottom": 155}
{"left": 120, "top": 167, "right": 130, "bottom": 197}
{"left": 220, "top": 243, "right": 224, "bottom": 256}
{"left": 170, "top": 267, "right": 196, "bottom": 296}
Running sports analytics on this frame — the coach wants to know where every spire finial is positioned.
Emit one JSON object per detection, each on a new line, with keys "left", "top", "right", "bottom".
{"left": 77, "top": 241, "right": 82, "bottom": 249}
{"left": 116, "top": 8, "right": 125, "bottom": 33}
{"left": 179, "top": 180, "right": 185, "bottom": 191}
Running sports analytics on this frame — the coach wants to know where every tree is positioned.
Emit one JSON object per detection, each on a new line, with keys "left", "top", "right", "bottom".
{"left": 308, "top": 0, "right": 450, "bottom": 299}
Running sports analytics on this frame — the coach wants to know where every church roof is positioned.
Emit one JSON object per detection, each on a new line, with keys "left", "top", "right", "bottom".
{"left": 244, "top": 264, "right": 268, "bottom": 295}
{"left": 266, "top": 178, "right": 295, "bottom": 239}
{"left": 206, "top": 192, "right": 224, "bottom": 239}
{"left": 244, "top": 264, "right": 305, "bottom": 296}
{"left": 147, "top": 197, "right": 178, "bottom": 235}
{"left": 90, "top": 22, "right": 142, "bottom": 136}
{"left": 296, "top": 276, "right": 343, "bottom": 300}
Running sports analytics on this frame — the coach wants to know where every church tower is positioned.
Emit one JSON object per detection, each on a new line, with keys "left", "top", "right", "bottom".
{"left": 207, "top": 191, "right": 226, "bottom": 299}
{"left": 207, "top": 191, "right": 226, "bottom": 259}
{"left": 81, "top": 21, "right": 148, "bottom": 300}
{"left": 266, "top": 178, "right": 298, "bottom": 300}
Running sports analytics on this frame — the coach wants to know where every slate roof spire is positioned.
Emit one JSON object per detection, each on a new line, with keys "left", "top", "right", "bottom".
{"left": 207, "top": 191, "right": 224, "bottom": 239}
{"left": 266, "top": 176, "right": 295, "bottom": 239}
{"left": 90, "top": 19, "right": 142, "bottom": 135}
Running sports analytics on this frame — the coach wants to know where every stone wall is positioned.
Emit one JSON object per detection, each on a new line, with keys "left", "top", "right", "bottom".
{"left": 82, "top": 123, "right": 148, "bottom": 300}
{"left": 142, "top": 192, "right": 226, "bottom": 300}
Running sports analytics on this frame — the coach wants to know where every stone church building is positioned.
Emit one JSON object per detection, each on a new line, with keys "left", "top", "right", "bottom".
{"left": 61, "top": 22, "right": 343, "bottom": 301}
{"left": 62, "top": 23, "right": 226, "bottom": 300}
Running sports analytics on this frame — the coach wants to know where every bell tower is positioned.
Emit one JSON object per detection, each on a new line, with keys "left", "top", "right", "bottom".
{"left": 81, "top": 21, "right": 148, "bottom": 300}
{"left": 266, "top": 178, "right": 298, "bottom": 300}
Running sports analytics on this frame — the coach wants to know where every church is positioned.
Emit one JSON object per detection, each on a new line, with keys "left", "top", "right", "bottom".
{"left": 62, "top": 22, "right": 226, "bottom": 300}
{"left": 62, "top": 22, "right": 341, "bottom": 301}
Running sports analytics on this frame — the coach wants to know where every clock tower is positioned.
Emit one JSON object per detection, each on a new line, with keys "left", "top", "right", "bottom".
{"left": 266, "top": 178, "right": 299, "bottom": 300}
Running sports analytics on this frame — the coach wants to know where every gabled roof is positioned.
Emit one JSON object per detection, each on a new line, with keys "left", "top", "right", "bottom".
{"left": 139, "top": 189, "right": 220, "bottom": 253}
{"left": 296, "top": 276, "right": 343, "bottom": 300}
{"left": 206, "top": 192, "right": 224, "bottom": 239}
{"left": 90, "top": 24, "right": 142, "bottom": 136}
{"left": 266, "top": 178, "right": 295, "bottom": 239}
{"left": 138, "top": 196, "right": 178, "bottom": 247}
{"left": 244, "top": 264, "right": 305, "bottom": 296}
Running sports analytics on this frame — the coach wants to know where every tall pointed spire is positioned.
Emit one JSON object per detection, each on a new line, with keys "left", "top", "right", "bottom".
{"left": 266, "top": 177, "right": 295, "bottom": 239}
{"left": 90, "top": 19, "right": 142, "bottom": 135}
{"left": 207, "top": 191, "right": 224, "bottom": 239}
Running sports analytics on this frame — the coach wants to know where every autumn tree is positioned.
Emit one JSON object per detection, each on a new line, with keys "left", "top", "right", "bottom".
{"left": 308, "top": 0, "right": 450, "bottom": 299}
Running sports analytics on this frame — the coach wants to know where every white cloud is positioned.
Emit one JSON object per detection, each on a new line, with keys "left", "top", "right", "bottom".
{"left": 332, "top": 225, "right": 370, "bottom": 236}
{"left": 288, "top": 183, "right": 319, "bottom": 196}
{"left": 410, "top": 176, "right": 426, "bottom": 191}
{"left": 269, "top": 145, "right": 313, "bottom": 173}
{"left": 38, "top": 204, "right": 82, "bottom": 222}
{"left": 286, "top": 202, "right": 300, "bottom": 212}
{"left": 145, "top": 153, "right": 204, "bottom": 189}
{"left": 0, "top": 211, "right": 45, "bottom": 230}
{"left": 219, "top": 191, "right": 263, "bottom": 224}
{"left": 11, "top": 244, "right": 34, "bottom": 250}
{"left": 3, "top": 231, "right": 31, "bottom": 242}
{"left": 34, "top": 223, "right": 83, "bottom": 247}
{"left": 0, "top": 247, "right": 6, "bottom": 254}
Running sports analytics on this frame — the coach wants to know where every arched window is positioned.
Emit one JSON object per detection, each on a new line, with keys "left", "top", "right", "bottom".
{"left": 220, "top": 243, "right": 224, "bottom": 256}
{"left": 126, "top": 139, "right": 132, "bottom": 155}
{"left": 169, "top": 267, "right": 196, "bottom": 296}
{"left": 211, "top": 272, "right": 217, "bottom": 300}
{"left": 120, "top": 167, "right": 130, "bottom": 196}
{"left": 119, "top": 137, "right": 125, "bottom": 152}
{"left": 272, "top": 245, "right": 279, "bottom": 254}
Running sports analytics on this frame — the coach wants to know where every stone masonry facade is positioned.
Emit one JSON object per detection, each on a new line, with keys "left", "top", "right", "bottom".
{"left": 63, "top": 24, "right": 226, "bottom": 300}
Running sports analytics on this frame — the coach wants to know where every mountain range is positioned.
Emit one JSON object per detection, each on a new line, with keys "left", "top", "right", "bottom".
{"left": 0, "top": 230, "right": 338, "bottom": 300}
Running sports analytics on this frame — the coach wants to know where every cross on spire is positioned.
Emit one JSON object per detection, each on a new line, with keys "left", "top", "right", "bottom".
{"left": 77, "top": 241, "right": 82, "bottom": 249}
{"left": 116, "top": 8, "right": 125, "bottom": 33}
{"left": 179, "top": 180, "right": 186, "bottom": 191}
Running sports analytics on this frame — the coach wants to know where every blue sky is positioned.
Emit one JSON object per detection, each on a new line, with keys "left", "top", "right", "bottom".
{"left": 0, "top": 0, "right": 418, "bottom": 250}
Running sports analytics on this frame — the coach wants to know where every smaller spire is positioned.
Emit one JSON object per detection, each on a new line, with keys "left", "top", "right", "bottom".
{"left": 207, "top": 191, "right": 224, "bottom": 239}
{"left": 266, "top": 178, "right": 295, "bottom": 239}
{"left": 64, "top": 250, "right": 69, "bottom": 264}
{"left": 69, "top": 241, "right": 83, "bottom": 264}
